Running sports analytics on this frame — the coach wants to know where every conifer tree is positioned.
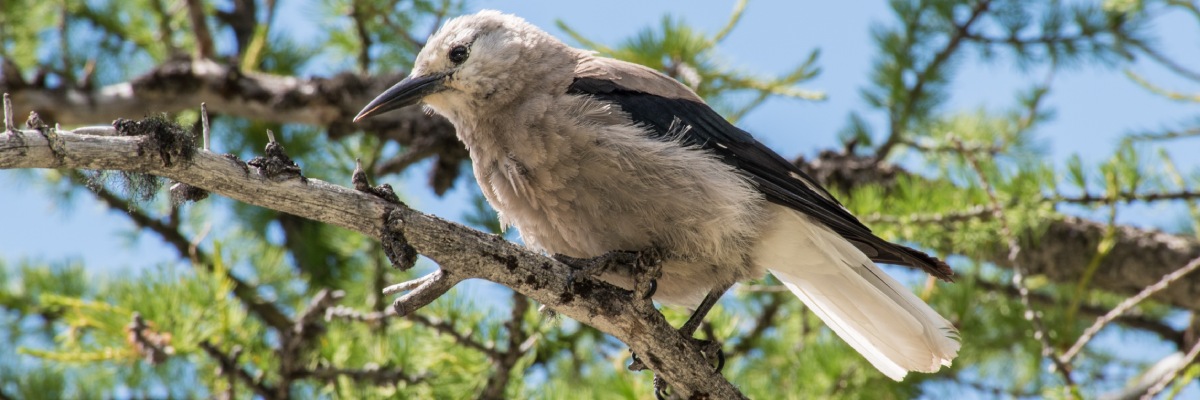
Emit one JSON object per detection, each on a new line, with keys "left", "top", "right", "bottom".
{"left": 2, "top": 0, "right": 1199, "bottom": 398}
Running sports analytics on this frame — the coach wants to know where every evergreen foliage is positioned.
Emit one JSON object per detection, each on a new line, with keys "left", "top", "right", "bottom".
{"left": 2, "top": 0, "right": 1199, "bottom": 398}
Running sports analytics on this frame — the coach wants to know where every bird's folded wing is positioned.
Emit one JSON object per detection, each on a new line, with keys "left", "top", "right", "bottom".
{"left": 569, "top": 56, "right": 953, "bottom": 281}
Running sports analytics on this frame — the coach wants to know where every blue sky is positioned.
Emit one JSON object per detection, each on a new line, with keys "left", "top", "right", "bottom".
{"left": 1, "top": 1, "right": 1198, "bottom": 396}
{"left": 3, "top": 1, "right": 1197, "bottom": 270}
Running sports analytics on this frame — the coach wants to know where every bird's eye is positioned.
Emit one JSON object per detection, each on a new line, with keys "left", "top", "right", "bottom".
{"left": 448, "top": 45, "right": 469, "bottom": 64}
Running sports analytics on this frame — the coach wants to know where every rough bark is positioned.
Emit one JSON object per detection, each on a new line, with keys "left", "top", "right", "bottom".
{"left": 797, "top": 150, "right": 1200, "bottom": 311}
{"left": 1, "top": 58, "right": 468, "bottom": 193}
{"left": 0, "top": 126, "right": 745, "bottom": 399}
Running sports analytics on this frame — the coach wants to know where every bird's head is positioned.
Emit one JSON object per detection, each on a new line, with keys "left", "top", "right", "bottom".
{"left": 354, "top": 10, "right": 575, "bottom": 123}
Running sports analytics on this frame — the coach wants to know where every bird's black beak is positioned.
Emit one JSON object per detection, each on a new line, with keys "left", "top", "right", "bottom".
{"left": 353, "top": 73, "right": 447, "bottom": 122}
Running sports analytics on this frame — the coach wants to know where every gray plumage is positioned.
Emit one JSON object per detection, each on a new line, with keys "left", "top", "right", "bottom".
{"left": 356, "top": 10, "right": 960, "bottom": 380}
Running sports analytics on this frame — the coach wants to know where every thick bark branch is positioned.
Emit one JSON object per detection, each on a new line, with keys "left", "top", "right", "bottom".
{"left": 798, "top": 151, "right": 1200, "bottom": 311}
{"left": 2, "top": 58, "right": 468, "bottom": 193}
{"left": 0, "top": 126, "right": 744, "bottom": 398}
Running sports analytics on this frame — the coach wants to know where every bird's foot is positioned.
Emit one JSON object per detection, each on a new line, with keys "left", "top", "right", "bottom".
{"left": 631, "top": 248, "right": 663, "bottom": 304}
{"left": 553, "top": 248, "right": 661, "bottom": 303}
{"left": 629, "top": 336, "right": 725, "bottom": 399}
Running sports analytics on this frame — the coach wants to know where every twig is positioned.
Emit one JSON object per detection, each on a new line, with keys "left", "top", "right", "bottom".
{"left": 1141, "top": 338, "right": 1200, "bottom": 399}
{"left": 296, "top": 289, "right": 346, "bottom": 330}
{"left": 125, "top": 312, "right": 175, "bottom": 364}
{"left": 200, "top": 340, "right": 274, "bottom": 399}
{"left": 961, "top": 31, "right": 1090, "bottom": 46}
{"left": 974, "top": 279, "right": 1184, "bottom": 348}
{"left": 350, "top": 0, "right": 372, "bottom": 72}
{"left": 325, "top": 300, "right": 502, "bottom": 358}
{"left": 955, "top": 138, "right": 1077, "bottom": 388}
{"left": 861, "top": 204, "right": 993, "bottom": 225}
{"left": 200, "top": 102, "right": 210, "bottom": 150}
{"left": 388, "top": 268, "right": 463, "bottom": 317}
{"left": 875, "top": 0, "right": 993, "bottom": 161}
{"left": 1062, "top": 256, "right": 1200, "bottom": 363}
{"left": 728, "top": 293, "right": 784, "bottom": 358}
{"left": 63, "top": 170, "right": 294, "bottom": 331}
{"left": 184, "top": 0, "right": 216, "bottom": 59}
{"left": 149, "top": 0, "right": 178, "bottom": 56}
{"left": 295, "top": 364, "right": 427, "bottom": 386}
{"left": 1129, "top": 40, "right": 1200, "bottom": 83}
{"left": 275, "top": 289, "right": 346, "bottom": 399}
{"left": 900, "top": 138, "right": 1002, "bottom": 156}
{"left": 1124, "top": 127, "right": 1200, "bottom": 143}
{"left": 3, "top": 93, "right": 12, "bottom": 132}
{"left": 407, "top": 312, "right": 496, "bottom": 357}
{"left": 481, "top": 292, "right": 533, "bottom": 398}
{"left": 1057, "top": 190, "right": 1200, "bottom": 205}
{"left": 325, "top": 304, "right": 396, "bottom": 324}
{"left": 58, "top": 5, "right": 73, "bottom": 86}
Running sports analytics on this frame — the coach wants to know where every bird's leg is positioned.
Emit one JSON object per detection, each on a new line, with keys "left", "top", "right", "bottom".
{"left": 682, "top": 284, "right": 730, "bottom": 373}
{"left": 679, "top": 284, "right": 730, "bottom": 337}
{"left": 554, "top": 248, "right": 660, "bottom": 301}
{"left": 631, "top": 283, "right": 731, "bottom": 399}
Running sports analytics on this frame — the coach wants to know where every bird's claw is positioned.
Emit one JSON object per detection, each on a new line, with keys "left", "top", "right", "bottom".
{"left": 555, "top": 249, "right": 660, "bottom": 302}
{"left": 633, "top": 248, "right": 663, "bottom": 304}
{"left": 692, "top": 337, "right": 726, "bottom": 373}
{"left": 629, "top": 335, "right": 725, "bottom": 399}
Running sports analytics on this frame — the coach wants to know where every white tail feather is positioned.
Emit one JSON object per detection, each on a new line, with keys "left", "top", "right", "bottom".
{"left": 755, "top": 205, "right": 960, "bottom": 381}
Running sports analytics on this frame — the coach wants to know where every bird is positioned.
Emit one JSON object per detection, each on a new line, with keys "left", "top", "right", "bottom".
{"left": 354, "top": 10, "right": 960, "bottom": 382}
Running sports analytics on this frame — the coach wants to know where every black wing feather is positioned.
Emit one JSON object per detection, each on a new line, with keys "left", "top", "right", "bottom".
{"left": 568, "top": 77, "right": 953, "bottom": 281}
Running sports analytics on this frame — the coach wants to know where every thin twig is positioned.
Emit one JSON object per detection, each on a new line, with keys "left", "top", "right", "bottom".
{"left": 325, "top": 304, "right": 500, "bottom": 357}
{"left": 900, "top": 138, "right": 1003, "bottom": 156}
{"left": 64, "top": 171, "right": 294, "bottom": 331}
{"left": 481, "top": 292, "right": 532, "bottom": 398}
{"left": 875, "top": 0, "right": 993, "bottom": 161}
{"left": 295, "top": 364, "right": 426, "bottom": 386}
{"left": 58, "top": 4, "right": 74, "bottom": 86}
{"left": 861, "top": 204, "right": 993, "bottom": 225}
{"left": 974, "top": 279, "right": 1184, "bottom": 347}
{"left": 1062, "top": 256, "right": 1200, "bottom": 363}
{"left": 350, "top": 0, "right": 372, "bottom": 72}
{"left": 200, "top": 102, "right": 210, "bottom": 150}
{"left": 1124, "top": 126, "right": 1200, "bottom": 143}
{"left": 1130, "top": 40, "right": 1200, "bottom": 83}
{"left": 961, "top": 31, "right": 1090, "bottom": 46}
{"left": 728, "top": 293, "right": 784, "bottom": 358}
{"left": 149, "top": 0, "right": 178, "bottom": 55}
{"left": 1141, "top": 338, "right": 1200, "bottom": 399}
{"left": 326, "top": 304, "right": 396, "bottom": 324}
{"left": 3, "top": 93, "right": 12, "bottom": 132}
{"left": 956, "top": 138, "right": 1077, "bottom": 388}
{"left": 1056, "top": 190, "right": 1200, "bottom": 204}
{"left": 184, "top": 0, "right": 216, "bottom": 59}
{"left": 199, "top": 340, "right": 274, "bottom": 399}
{"left": 407, "top": 313, "right": 496, "bottom": 357}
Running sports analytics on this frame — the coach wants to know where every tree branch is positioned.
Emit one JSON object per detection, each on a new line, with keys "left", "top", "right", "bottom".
{"left": 875, "top": 0, "right": 993, "bottom": 161}
{"left": 293, "top": 364, "right": 426, "bottom": 386}
{"left": 184, "top": 0, "right": 216, "bottom": 59}
{"left": 199, "top": 340, "right": 275, "bottom": 399}
{"left": 1, "top": 58, "right": 467, "bottom": 193}
{"left": 797, "top": 150, "right": 1200, "bottom": 312}
{"left": 1061, "top": 256, "right": 1200, "bottom": 363}
{"left": 0, "top": 123, "right": 745, "bottom": 398}
{"left": 959, "top": 139, "right": 1076, "bottom": 388}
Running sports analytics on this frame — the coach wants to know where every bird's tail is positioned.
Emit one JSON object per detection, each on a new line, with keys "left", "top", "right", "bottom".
{"left": 755, "top": 205, "right": 960, "bottom": 381}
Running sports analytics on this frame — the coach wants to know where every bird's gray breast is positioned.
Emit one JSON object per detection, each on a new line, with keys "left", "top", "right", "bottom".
{"left": 461, "top": 96, "right": 768, "bottom": 305}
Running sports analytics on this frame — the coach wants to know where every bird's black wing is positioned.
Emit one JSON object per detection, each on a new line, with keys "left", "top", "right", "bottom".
{"left": 568, "top": 76, "right": 953, "bottom": 281}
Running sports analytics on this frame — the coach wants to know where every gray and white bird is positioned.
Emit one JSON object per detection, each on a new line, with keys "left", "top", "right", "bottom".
{"left": 355, "top": 10, "right": 959, "bottom": 381}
